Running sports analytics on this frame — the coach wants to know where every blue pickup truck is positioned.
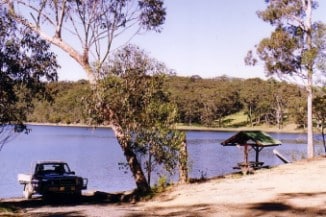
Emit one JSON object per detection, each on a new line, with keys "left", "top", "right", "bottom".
{"left": 18, "top": 161, "right": 88, "bottom": 199}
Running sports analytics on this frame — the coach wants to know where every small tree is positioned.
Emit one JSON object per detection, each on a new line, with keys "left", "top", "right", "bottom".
{"left": 246, "top": 0, "right": 326, "bottom": 158}
{"left": 89, "top": 45, "right": 186, "bottom": 191}
{"left": 0, "top": 8, "right": 58, "bottom": 149}
{"left": 240, "top": 78, "right": 265, "bottom": 127}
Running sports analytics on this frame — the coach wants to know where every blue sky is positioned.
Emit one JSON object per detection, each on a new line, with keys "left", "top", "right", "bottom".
{"left": 56, "top": 0, "right": 326, "bottom": 81}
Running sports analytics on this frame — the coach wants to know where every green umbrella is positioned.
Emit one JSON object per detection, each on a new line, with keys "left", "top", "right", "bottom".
{"left": 221, "top": 130, "right": 282, "bottom": 165}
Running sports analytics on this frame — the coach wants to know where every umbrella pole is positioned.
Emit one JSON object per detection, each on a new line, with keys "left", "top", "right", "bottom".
{"left": 253, "top": 146, "right": 264, "bottom": 163}
{"left": 241, "top": 144, "right": 250, "bottom": 175}
{"left": 255, "top": 147, "right": 259, "bottom": 163}
{"left": 244, "top": 144, "right": 248, "bottom": 165}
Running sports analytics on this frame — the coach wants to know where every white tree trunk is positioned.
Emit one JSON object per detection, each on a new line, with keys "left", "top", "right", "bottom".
{"left": 307, "top": 74, "right": 314, "bottom": 158}
{"left": 305, "top": 0, "right": 314, "bottom": 158}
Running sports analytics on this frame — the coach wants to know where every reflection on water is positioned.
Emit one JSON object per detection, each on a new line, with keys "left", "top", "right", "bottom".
{"left": 0, "top": 125, "right": 324, "bottom": 198}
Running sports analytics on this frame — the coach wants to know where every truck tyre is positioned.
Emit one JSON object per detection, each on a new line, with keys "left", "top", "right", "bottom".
{"left": 72, "top": 191, "right": 82, "bottom": 202}
{"left": 23, "top": 183, "right": 33, "bottom": 200}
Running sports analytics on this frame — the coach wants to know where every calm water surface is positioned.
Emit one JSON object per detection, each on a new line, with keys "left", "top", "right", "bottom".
{"left": 0, "top": 125, "right": 324, "bottom": 198}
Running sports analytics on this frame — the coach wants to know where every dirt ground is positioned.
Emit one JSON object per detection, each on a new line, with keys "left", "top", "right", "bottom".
{"left": 1, "top": 157, "right": 326, "bottom": 217}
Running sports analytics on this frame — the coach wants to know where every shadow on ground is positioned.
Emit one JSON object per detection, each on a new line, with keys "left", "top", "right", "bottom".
{"left": 0, "top": 192, "right": 218, "bottom": 217}
{"left": 122, "top": 191, "right": 326, "bottom": 217}
{"left": 2, "top": 190, "right": 326, "bottom": 216}
{"left": 245, "top": 192, "right": 326, "bottom": 216}
{"left": 124, "top": 204, "right": 213, "bottom": 217}
{"left": 0, "top": 191, "right": 138, "bottom": 216}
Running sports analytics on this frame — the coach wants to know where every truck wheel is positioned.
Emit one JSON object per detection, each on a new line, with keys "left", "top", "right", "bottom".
{"left": 23, "top": 183, "right": 33, "bottom": 200}
{"left": 73, "top": 191, "right": 82, "bottom": 201}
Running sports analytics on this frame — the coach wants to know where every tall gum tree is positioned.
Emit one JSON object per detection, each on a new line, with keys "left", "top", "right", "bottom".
{"left": 1, "top": 0, "right": 167, "bottom": 192}
{"left": 246, "top": 0, "right": 326, "bottom": 158}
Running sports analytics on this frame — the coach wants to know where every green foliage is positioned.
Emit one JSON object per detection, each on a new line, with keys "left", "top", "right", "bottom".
{"left": 167, "top": 76, "right": 244, "bottom": 127}
{"left": 5, "top": 0, "right": 167, "bottom": 80}
{"left": 313, "top": 22, "right": 326, "bottom": 74}
{"left": 314, "top": 94, "right": 326, "bottom": 124}
{"left": 0, "top": 8, "right": 58, "bottom": 146}
{"left": 30, "top": 76, "right": 308, "bottom": 129}
{"left": 313, "top": 93, "right": 326, "bottom": 152}
{"left": 239, "top": 78, "right": 305, "bottom": 128}
{"left": 256, "top": 28, "right": 301, "bottom": 76}
{"left": 28, "top": 80, "right": 91, "bottom": 124}
{"left": 139, "top": 0, "right": 166, "bottom": 32}
{"left": 151, "top": 176, "right": 169, "bottom": 193}
{"left": 0, "top": 9, "right": 57, "bottom": 123}
{"left": 87, "top": 45, "right": 184, "bottom": 186}
{"left": 257, "top": 0, "right": 304, "bottom": 26}
{"left": 254, "top": 0, "right": 326, "bottom": 78}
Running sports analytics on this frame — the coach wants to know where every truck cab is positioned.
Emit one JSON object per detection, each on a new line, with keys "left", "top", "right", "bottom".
{"left": 18, "top": 161, "right": 88, "bottom": 200}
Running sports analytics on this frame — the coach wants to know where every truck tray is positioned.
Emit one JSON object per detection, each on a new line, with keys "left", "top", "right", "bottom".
{"left": 18, "top": 173, "right": 32, "bottom": 184}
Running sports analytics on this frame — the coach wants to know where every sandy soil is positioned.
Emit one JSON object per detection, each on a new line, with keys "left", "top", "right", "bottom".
{"left": 1, "top": 157, "right": 326, "bottom": 217}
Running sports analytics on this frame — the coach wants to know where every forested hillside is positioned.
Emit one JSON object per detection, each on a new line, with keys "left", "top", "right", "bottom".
{"left": 29, "top": 80, "right": 91, "bottom": 125}
{"left": 28, "top": 76, "right": 312, "bottom": 129}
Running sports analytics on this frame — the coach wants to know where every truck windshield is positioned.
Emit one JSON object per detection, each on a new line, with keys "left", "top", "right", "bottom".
{"left": 36, "top": 163, "right": 71, "bottom": 175}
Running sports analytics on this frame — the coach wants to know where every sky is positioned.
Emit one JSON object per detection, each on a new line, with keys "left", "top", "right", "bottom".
{"left": 55, "top": 0, "right": 326, "bottom": 81}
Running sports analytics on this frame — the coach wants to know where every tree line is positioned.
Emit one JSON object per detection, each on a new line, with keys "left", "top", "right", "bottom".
{"left": 28, "top": 76, "right": 317, "bottom": 130}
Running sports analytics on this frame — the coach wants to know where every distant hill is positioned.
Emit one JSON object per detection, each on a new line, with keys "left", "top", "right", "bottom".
{"left": 28, "top": 76, "right": 308, "bottom": 130}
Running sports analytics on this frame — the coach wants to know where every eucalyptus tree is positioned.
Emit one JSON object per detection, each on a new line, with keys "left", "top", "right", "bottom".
{"left": 167, "top": 76, "right": 203, "bottom": 125}
{"left": 201, "top": 87, "right": 241, "bottom": 127}
{"left": 214, "top": 85, "right": 242, "bottom": 127}
{"left": 0, "top": 8, "right": 58, "bottom": 150}
{"left": 254, "top": 79, "right": 285, "bottom": 128}
{"left": 88, "top": 45, "right": 186, "bottom": 192}
{"left": 29, "top": 80, "right": 92, "bottom": 124}
{"left": 3, "top": 0, "right": 165, "bottom": 83}
{"left": 2, "top": 0, "right": 168, "bottom": 192}
{"left": 246, "top": 0, "right": 326, "bottom": 158}
{"left": 240, "top": 78, "right": 265, "bottom": 127}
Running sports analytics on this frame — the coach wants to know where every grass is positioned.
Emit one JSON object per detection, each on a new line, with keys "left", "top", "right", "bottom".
{"left": 223, "top": 111, "right": 248, "bottom": 126}
{"left": 176, "top": 111, "right": 305, "bottom": 134}
{"left": 0, "top": 203, "right": 20, "bottom": 216}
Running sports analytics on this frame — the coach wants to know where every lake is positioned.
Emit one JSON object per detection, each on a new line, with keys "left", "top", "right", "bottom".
{"left": 0, "top": 125, "right": 324, "bottom": 199}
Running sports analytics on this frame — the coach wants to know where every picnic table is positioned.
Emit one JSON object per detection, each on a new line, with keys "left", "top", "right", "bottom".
{"left": 221, "top": 131, "right": 281, "bottom": 174}
{"left": 233, "top": 161, "right": 267, "bottom": 174}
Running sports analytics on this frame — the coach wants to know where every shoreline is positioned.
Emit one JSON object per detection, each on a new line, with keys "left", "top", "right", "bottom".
{"left": 26, "top": 122, "right": 308, "bottom": 134}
